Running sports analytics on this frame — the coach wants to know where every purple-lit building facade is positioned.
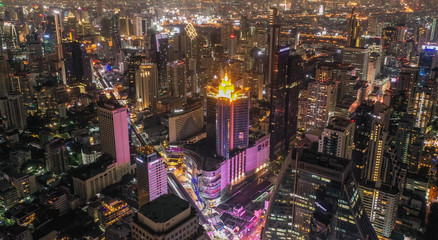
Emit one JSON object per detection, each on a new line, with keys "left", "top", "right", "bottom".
{"left": 136, "top": 146, "right": 168, "bottom": 208}
{"left": 195, "top": 134, "right": 270, "bottom": 205}
{"left": 98, "top": 102, "right": 131, "bottom": 180}
{"left": 196, "top": 74, "right": 269, "bottom": 204}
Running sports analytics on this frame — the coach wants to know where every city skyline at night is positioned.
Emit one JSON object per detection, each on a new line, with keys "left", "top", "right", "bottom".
{"left": 0, "top": 0, "right": 438, "bottom": 239}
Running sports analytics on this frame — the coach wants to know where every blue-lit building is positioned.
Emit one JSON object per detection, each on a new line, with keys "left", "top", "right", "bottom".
{"left": 419, "top": 44, "right": 438, "bottom": 86}
{"left": 208, "top": 73, "right": 250, "bottom": 159}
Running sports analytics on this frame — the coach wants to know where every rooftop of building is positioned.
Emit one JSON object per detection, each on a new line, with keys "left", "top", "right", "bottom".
{"left": 319, "top": 62, "right": 355, "bottom": 70}
{"left": 133, "top": 204, "right": 206, "bottom": 237}
{"left": 139, "top": 194, "right": 190, "bottom": 223}
{"left": 47, "top": 138, "right": 67, "bottom": 148}
{"left": 184, "top": 138, "right": 225, "bottom": 171}
{"left": 168, "top": 97, "right": 204, "bottom": 118}
{"left": 97, "top": 100, "right": 125, "bottom": 111}
{"left": 136, "top": 145, "right": 156, "bottom": 156}
{"left": 0, "top": 224, "right": 29, "bottom": 237}
{"left": 353, "top": 79, "right": 367, "bottom": 90}
{"left": 41, "top": 188, "right": 68, "bottom": 199}
{"left": 326, "top": 116, "right": 354, "bottom": 130}
{"left": 359, "top": 179, "right": 399, "bottom": 195}
{"left": 218, "top": 177, "right": 272, "bottom": 212}
{"left": 71, "top": 154, "right": 116, "bottom": 180}
{"left": 81, "top": 144, "right": 101, "bottom": 154}
{"left": 335, "top": 96, "right": 357, "bottom": 109}
{"left": 0, "top": 179, "right": 14, "bottom": 192}
{"left": 299, "top": 149, "right": 351, "bottom": 175}
{"left": 248, "top": 131, "right": 268, "bottom": 146}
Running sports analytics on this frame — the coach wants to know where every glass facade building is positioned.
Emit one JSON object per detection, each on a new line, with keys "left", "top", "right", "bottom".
{"left": 263, "top": 150, "right": 378, "bottom": 240}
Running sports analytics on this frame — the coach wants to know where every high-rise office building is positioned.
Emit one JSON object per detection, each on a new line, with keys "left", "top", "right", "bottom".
{"left": 342, "top": 47, "right": 369, "bottom": 81}
{"left": 136, "top": 146, "right": 167, "bottom": 208}
{"left": 263, "top": 149, "right": 378, "bottom": 240}
{"left": 135, "top": 63, "right": 158, "bottom": 111}
{"left": 269, "top": 46, "right": 289, "bottom": 158}
{"left": 395, "top": 67, "right": 419, "bottom": 93}
{"left": 395, "top": 114, "right": 416, "bottom": 164}
{"left": 131, "top": 194, "right": 207, "bottom": 240}
{"left": 45, "top": 139, "right": 69, "bottom": 175}
{"left": 0, "top": 54, "right": 10, "bottom": 98}
{"left": 127, "top": 56, "right": 145, "bottom": 101}
{"left": 118, "top": 17, "right": 133, "bottom": 36}
{"left": 43, "top": 16, "right": 58, "bottom": 55}
{"left": 319, "top": 117, "right": 355, "bottom": 160}
{"left": 206, "top": 89, "right": 217, "bottom": 143}
{"left": 284, "top": 54, "right": 303, "bottom": 141}
{"left": 168, "top": 102, "right": 204, "bottom": 143}
{"left": 267, "top": 7, "right": 280, "bottom": 89}
{"left": 266, "top": 7, "right": 286, "bottom": 159}
{"left": 365, "top": 105, "right": 390, "bottom": 182}
{"left": 0, "top": 93, "right": 27, "bottom": 130}
{"left": 240, "top": 15, "right": 250, "bottom": 40}
{"left": 207, "top": 73, "right": 250, "bottom": 159}
{"left": 167, "top": 61, "right": 187, "bottom": 99}
{"left": 347, "top": 7, "right": 361, "bottom": 47}
{"left": 408, "top": 87, "right": 436, "bottom": 132}
{"left": 418, "top": 45, "right": 438, "bottom": 85}
{"left": 63, "top": 41, "right": 85, "bottom": 84}
{"left": 98, "top": 102, "right": 130, "bottom": 178}
{"left": 304, "top": 80, "right": 337, "bottom": 129}
{"left": 150, "top": 33, "right": 169, "bottom": 87}
{"left": 359, "top": 180, "right": 400, "bottom": 238}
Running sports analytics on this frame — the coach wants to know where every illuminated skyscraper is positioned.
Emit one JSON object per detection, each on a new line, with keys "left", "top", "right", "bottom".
{"left": 136, "top": 146, "right": 167, "bottom": 208}
{"left": 347, "top": 7, "right": 361, "bottom": 47}
{"left": 267, "top": 7, "right": 280, "bottom": 90}
{"left": 135, "top": 63, "right": 158, "bottom": 111}
{"left": 44, "top": 12, "right": 66, "bottom": 84}
{"left": 365, "top": 104, "right": 390, "bottom": 182}
{"left": 167, "top": 61, "right": 187, "bottom": 99}
{"left": 207, "top": 73, "right": 250, "bottom": 159}
{"left": 98, "top": 102, "right": 130, "bottom": 178}
{"left": 418, "top": 45, "right": 438, "bottom": 86}
{"left": 150, "top": 32, "right": 169, "bottom": 87}
{"left": 127, "top": 56, "right": 145, "bottom": 101}
{"left": 267, "top": 7, "right": 300, "bottom": 159}
{"left": 269, "top": 46, "right": 289, "bottom": 158}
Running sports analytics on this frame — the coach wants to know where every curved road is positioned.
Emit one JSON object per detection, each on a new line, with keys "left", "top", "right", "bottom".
{"left": 168, "top": 172, "right": 209, "bottom": 225}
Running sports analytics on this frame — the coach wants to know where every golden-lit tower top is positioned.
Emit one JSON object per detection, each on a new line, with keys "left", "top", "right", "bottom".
{"left": 217, "top": 72, "right": 235, "bottom": 100}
